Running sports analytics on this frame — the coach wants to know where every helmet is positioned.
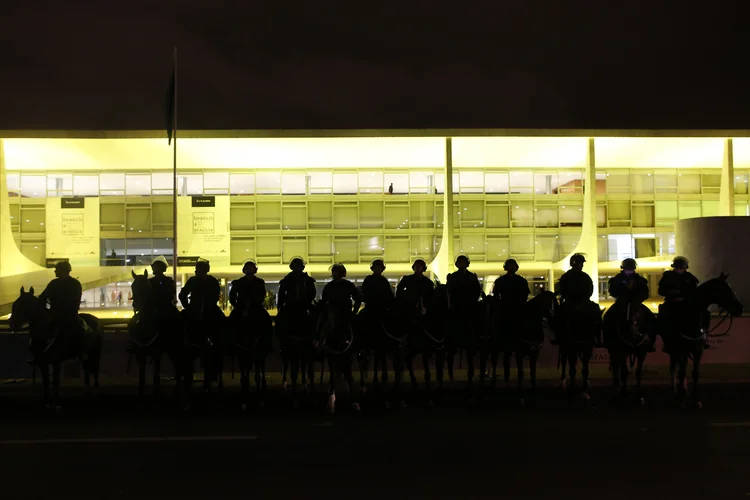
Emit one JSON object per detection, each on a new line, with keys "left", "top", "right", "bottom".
{"left": 330, "top": 263, "right": 347, "bottom": 277}
{"left": 621, "top": 258, "right": 637, "bottom": 271}
{"left": 455, "top": 254, "right": 470, "bottom": 266}
{"left": 412, "top": 258, "right": 427, "bottom": 271}
{"left": 370, "top": 258, "right": 386, "bottom": 271}
{"left": 672, "top": 256, "right": 689, "bottom": 269}
{"left": 289, "top": 256, "right": 306, "bottom": 271}
{"left": 151, "top": 255, "right": 169, "bottom": 268}
{"left": 570, "top": 253, "right": 586, "bottom": 267}
{"left": 54, "top": 261, "right": 72, "bottom": 273}
{"left": 195, "top": 258, "right": 210, "bottom": 271}
{"left": 503, "top": 258, "right": 519, "bottom": 272}
{"left": 242, "top": 259, "right": 258, "bottom": 273}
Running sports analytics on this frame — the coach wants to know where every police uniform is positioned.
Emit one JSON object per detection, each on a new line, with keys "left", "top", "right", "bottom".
{"left": 179, "top": 274, "right": 223, "bottom": 319}
{"left": 446, "top": 269, "right": 483, "bottom": 312}
{"left": 493, "top": 273, "right": 530, "bottom": 306}
{"left": 229, "top": 276, "right": 267, "bottom": 312}
{"left": 277, "top": 271, "right": 317, "bottom": 311}
{"left": 559, "top": 269, "right": 595, "bottom": 305}
{"left": 322, "top": 278, "right": 360, "bottom": 316}
{"left": 39, "top": 275, "right": 83, "bottom": 333}
{"left": 396, "top": 274, "right": 435, "bottom": 315}
{"left": 148, "top": 274, "right": 178, "bottom": 313}
{"left": 361, "top": 274, "right": 394, "bottom": 312}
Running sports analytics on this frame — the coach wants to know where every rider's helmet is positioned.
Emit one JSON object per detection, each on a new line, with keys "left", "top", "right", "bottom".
{"left": 151, "top": 255, "right": 169, "bottom": 272}
{"left": 671, "top": 256, "right": 689, "bottom": 270}
{"left": 503, "top": 258, "right": 519, "bottom": 273}
{"left": 242, "top": 259, "right": 258, "bottom": 275}
{"left": 330, "top": 262, "right": 347, "bottom": 278}
{"left": 569, "top": 253, "right": 586, "bottom": 268}
{"left": 289, "top": 256, "right": 306, "bottom": 271}
{"left": 195, "top": 258, "right": 210, "bottom": 273}
{"left": 370, "top": 258, "right": 386, "bottom": 271}
{"left": 455, "top": 254, "right": 470, "bottom": 268}
{"left": 621, "top": 258, "right": 637, "bottom": 271}
{"left": 412, "top": 258, "right": 427, "bottom": 272}
{"left": 54, "top": 261, "right": 72, "bottom": 275}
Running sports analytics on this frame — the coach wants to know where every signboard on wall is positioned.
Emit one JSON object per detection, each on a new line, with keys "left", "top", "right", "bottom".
{"left": 176, "top": 196, "right": 230, "bottom": 267}
{"left": 46, "top": 197, "right": 100, "bottom": 268}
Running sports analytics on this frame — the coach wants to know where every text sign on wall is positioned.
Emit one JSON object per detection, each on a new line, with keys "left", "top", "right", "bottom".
{"left": 61, "top": 197, "right": 85, "bottom": 209}
{"left": 46, "top": 197, "right": 100, "bottom": 267}
{"left": 177, "top": 196, "right": 229, "bottom": 267}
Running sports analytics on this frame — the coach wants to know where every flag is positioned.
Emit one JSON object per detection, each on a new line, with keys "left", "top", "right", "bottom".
{"left": 166, "top": 65, "right": 175, "bottom": 145}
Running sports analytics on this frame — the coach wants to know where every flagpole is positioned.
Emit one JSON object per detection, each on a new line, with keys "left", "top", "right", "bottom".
{"left": 171, "top": 46, "right": 178, "bottom": 288}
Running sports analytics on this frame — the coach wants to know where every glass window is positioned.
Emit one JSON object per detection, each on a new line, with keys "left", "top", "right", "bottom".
{"left": 229, "top": 173, "right": 254, "bottom": 195}
{"left": 535, "top": 236, "right": 558, "bottom": 261}
{"left": 598, "top": 235, "right": 609, "bottom": 262}
{"left": 655, "top": 200, "right": 678, "bottom": 226}
{"left": 333, "top": 237, "right": 358, "bottom": 262}
{"left": 632, "top": 203, "right": 654, "bottom": 227}
{"left": 485, "top": 172, "right": 509, "bottom": 194}
{"left": 360, "top": 235, "right": 384, "bottom": 256}
{"left": 607, "top": 201, "right": 631, "bottom": 227}
{"left": 559, "top": 204, "right": 583, "bottom": 227}
{"left": 281, "top": 173, "right": 306, "bottom": 195}
{"left": 558, "top": 233, "right": 579, "bottom": 256}
{"left": 204, "top": 172, "right": 230, "bottom": 194}
{"left": 596, "top": 204, "right": 607, "bottom": 228}
{"left": 678, "top": 173, "right": 701, "bottom": 194}
{"left": 486, "top": 236, "right": 510, "bottom": 261}
{"left": 100, "top": 203, "right": 125, "bottom": 227}
{"left": 534, "top": 173, "right": 557, "bottom": 195}
{"left": 152, "top": 173, "right": 174, "bottom": 195}
{"left": 605, "top": 171, "right": 630, "bottom": 194}
{"left": 701, "top": 172, "right": 721, "bottom": 194}
{"left": 6, "top": 172, "right": 20, "bottom": 196}
{"left": 486, "top": 202, "right": 509, "bottom": 228}
{"left": 655, "top": 232, "right": 675, "bottom": 256}
{"left": 256, "top": 235, "right": 282, "bottom": 260}
{"left": 308, "top": 172, "right": 332, "bottom": 194}
{"left": 409, "top": 201, "right": 434, "bottom": 228}
{"left": 595, "top": 173, "right": 607, "bottom": 195}
{"left": 510, "top": 233, "right": 534, "bottom": 256}
{"left": 47, "top": 174, "right": 73, "bottom": 196}
{"left": 256, "top": 201, "right": 281, "bottom": 229}
{"left": 734, "top": 172, "right": 748, "bottom": 195}
{"left": 126, "top": 174, "right": 151, "bottom": 195}
{"left": 20, "top": 175, "right": 46, "bottom": 198}
{"left": 20, "top": 208, "right": 45, "bottom": 233}
{"left": 509, "top": 172, "right": 533, "bottom": 194}
{"left": 556, "top": 171, "right": 584, "bottom": 194}
{"left": 461, "top": 234, "right": 485, "bottom": 261}
{"left": 534, "top": 204, "right": 558, "bottom": 228}
{"left": 460, "top": 200, "right": 484, "bottom": 227}
{"left": 281, "top": 202, "right": 306, "bottom": 230}
{"left": 385, "top": 203, "right": 409, "bottom": 229}
{"left": 359, "top": 201, "right": 383, "bottom": 228}
{"left": 383, "top": 173, "right": 408, "bottom": 194}
{"left": 434, "top": 173, "right": 459, "bottom": 194}
{"left": 282, "top": 237, "right": 307, "bottom": 264}
{"left": 678, "top": 201, "right": 701, "bottom": 219}
{"left": 152, "top": 202, "right": 174, "bottom": 230}
{"left": 607, "top": 234, "right": 633, "bottom": 262}
{"left": 308, "top": 201, "right": 332, "bottom": 228}
{"left": 654, "top": 171, "right": 678, "bottom": 193}
{"left": 100, "top": 173, "right": 125, "bottom": 195}
{"left": 333, "top": 173, "right": 357, "bottom": 194}
{"left": 410, "top": 234, "right": 432, "bottom": 259}
{"left": 702, "top": 200, "right": 719, "bottom": 217}
{"left": 630, "top": 172, "right": 654, "bottom": 194}
{"left": 333, "top": 203, "right": 358, "bottom": 229}
{"left": 308, "top": 235, "right": 333, "bottom": 259}
{"left": 178, "top": 174, "right": 203, "bottom": 196}
{"left": 230, "top": 205, "right": 256, "bottom": 230}
{"left": 359, "top": 171, "right": 383, "bottom": 194}
{"left": 73, "top": 175, "right": 99, "bottom": 196}
{"left": 126, "top": 208, "right": 150, "bottom": 233}
{"left": 230, "top": 237, "right": 255, "bottom": 264}
{"left": 510, "top": 201, "right": 534, "bottom": 227}
{"left": 255, "top": 172, "right": 280, "bottom": 194}
{"left": 384, "top": 236, "right": 410, "bottom": 263}
{"left": 409, "top": 171, "right": 432, "bottom": 194}
{"left": 735, "top": 201, "right": 750, "bottom": 216}
{"left": 125, "top": 238, "right": 154, "bottom": 266}
{"left": 459, "top": 171, "right": 484, "bottom": 194}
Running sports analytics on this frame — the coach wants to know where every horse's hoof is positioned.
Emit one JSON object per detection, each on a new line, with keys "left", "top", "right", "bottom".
{"left": 695, "top": 401, "right": 703, "bottom": 410}
{"left": 283, "top": 381, "right": 288, "bottom": 392}
{"left": 352, "top": 403, "right": 361, "bottom": 413}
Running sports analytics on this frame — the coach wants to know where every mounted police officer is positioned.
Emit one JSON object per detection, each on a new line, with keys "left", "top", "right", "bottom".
{"left": 321, "top": 263, "right": 361, "bottom": 318}
{"left": 492, "top": 258, "right": 530, "bottom": 306}
{"left": 604, "top": 258, "right": 655, "bottom": 351}
{"left": 657, "top": 256, "right": 709, "bottom": 350}
{"left": 396, "top": 258, "right": 435, "bottom": 317}
{"left": 277, "top": 257, "right": 317, "bottom": 313}
{"left": 556, "top": 253, "right": 601, "bottom": 346}
{"left": 361, "top": 259, "right": 394, "bottom": 314}
{"left": 446, "top": 254, "right": 483, "bottom": 311}
{"left": 148, "top": 256, "right": 180, "bottom": 336}
{"left": 178, "top": 258, "right": 223, "bottom": 321}
{"left": 229, "top": 260, "right": 267, "bottom": 315}
{"left": 38, "top": 261, "right": 84, "bottom": 350}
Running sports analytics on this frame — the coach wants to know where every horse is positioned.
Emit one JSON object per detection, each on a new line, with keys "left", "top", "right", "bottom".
{"left": 658, "top": 273, "right": 743, "bottom": 409}
{"left": 10, "top": 287, "right": 102, "bottom": 410}
{"left": 180, "top": 303, "right": 228, "bottom": 405}
{"left": 442, "top": 295, "right": 485, "bottom": 392}
{"left": 488, "top": 291, "right": 558, "bottom": 406}
{"left": 355, "top": 306, "right": 408, "bottom": 408}
{"left": 228, "top": 301, "right": 273, "bottom": 411}
{"left": 316, "top": 303, "right": 360, "bottom": 414}
{"left": 127, "top": 270, "right": 182, "bottom": 397}
{"left": 603, "top": 299, "right": 654, "bottom": 405}
{"left": 277, "top": 301, "right": 320, "bottom": 408}
{"left": 557, "top": 299, "right": 603, "bottom": 398}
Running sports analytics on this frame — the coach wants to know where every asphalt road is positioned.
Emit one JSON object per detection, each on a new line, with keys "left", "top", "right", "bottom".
{"left": 1, "top": 384, "right": 750, "bottom": 499}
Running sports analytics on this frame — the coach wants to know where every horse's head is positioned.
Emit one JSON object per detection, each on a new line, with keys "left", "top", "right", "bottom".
{"left": 130, "top": 269, "right": 151, "bottom": 312}
{"left": 10, "top": 286, "right": 39, "bottom": 331}
{"left": 699, "top": 273, "right": 744, "bottom": 317}
{"left": 532, "top": 290, "right": 559, "bottom": 319}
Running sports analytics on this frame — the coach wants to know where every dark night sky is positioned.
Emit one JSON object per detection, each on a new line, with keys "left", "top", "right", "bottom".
{"left": 1, "top": 0, "right": 748, "bottom": 131}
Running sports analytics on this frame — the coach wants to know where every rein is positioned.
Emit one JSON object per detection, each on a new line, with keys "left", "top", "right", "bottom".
{"left": 706, "top": 308, "right": 733, "bottom": 338}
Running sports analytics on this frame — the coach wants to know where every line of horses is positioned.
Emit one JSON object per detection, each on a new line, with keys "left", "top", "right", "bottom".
{"left": 9, "top": 272, "right": 743, "bottom": 414}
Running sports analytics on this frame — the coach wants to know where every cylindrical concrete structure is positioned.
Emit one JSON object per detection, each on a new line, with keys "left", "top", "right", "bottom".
{"left": 675, "top": 216, "right": 750, "bottom": 309}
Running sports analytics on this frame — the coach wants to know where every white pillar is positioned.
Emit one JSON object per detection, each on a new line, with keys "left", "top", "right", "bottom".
{"left": 431, "top": 138, "right": 455, "bottom": 283}
{"left": 0, "top": 139, "right": 45, "bottom": 276}
{"left": 719, "top": 138, "right": 735, "bottom": 216}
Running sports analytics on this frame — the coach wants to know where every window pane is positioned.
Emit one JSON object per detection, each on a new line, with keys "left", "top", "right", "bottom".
{"left": 459, "top": 171, "right": 483, "bottom": 193}
{"left": 702, "top": 200, "right": 719, "bottom": 217}
{"left": 510, "top": 201, "right": 534, "bottom": 227}
{"left": 359, "top": 172, "right": 383, "bottom": 194}
{"left": 281, "top": 173, "right": 306, "bottom": 194}
{"left": 677, "top": 173, "right": 700, "bottom": 194}
{"left": 734, "top": 172, "right": 748, "bottom": 195}
{"left": 632, "top": 204, "right": 654, "bottom": 227}
{"left": 152, "top": 172, "right": 174, "bottom": 195}
{"left": 535, "top": 236, "right": 558, "bottom": 261}
{"left": 655, "top": 172, "right": 678, "bottom": 193}
{"left": 360, "top": 235, "right": 384, "bottom": 256}
{"left": 510, "top": 233, "right": 534, "bottom": 256}
{"left": 47, "top": 174, "right": 73, "bottom": 196}
{"left": 73, "top": 175, "right": 99, "bottom": 196}
{"left": 701, "top": 173, "right": 720, "bottom": 194}
{"left": 630, "top": 173, "right": 654, "bottom": 194}
{"left": 608, "top": 234, "right": 633, "bottom": 262}
{"left": 434, "top": 173, "right": 458, "bottom": 194}
{"left": 383, "top": 173, "right": 408, "bottom": 194}
{"left": 230, "top": 205, "right": 255, "bottom": 230}
{"left": 204, "top": 172, "right": 229, "bottom": 193}
{"left": 230, "top": 238, "right": 255, "bottom": 264}
{"left": 20, "top": 208, "right": 45, "bottom": 232}
{"left": 333, "top": 237, "right": 358, "bottom": 262}
{"left": 282, "top": 203, "right": 307, "bottom": 229}
{"left": 486, "top": 204, "right": 509, "bottom": 228}
{"left": 229, "top": 174, "right": 254, "bottom": 195}
{"left": 20, "top": 175, "right": 46, "bottom": 197}
{"left": 126, "top": 208, "right": 150, "bottom": 233}
{"left": 6, "top": 172, "right": 20, "bottom": 195}
{"left": 678, "top": 201, "right": 701, "bottom": 219}
{"left": 535, "top": 204, "right": 558, "bottom": 228}
{"left": 309, "top": 172, "right": 332, "bottom": 194}
{"left": 486, "top": 237, "right": 509, "bottom": 261}
{"left": 360, "top": 201, "right": 384, "bottom": 228}
{"left": 333, "top": 173, "right": 357, "bottom": 194}
{"left": 605, "top": 171, "right": 630, "bottom": 194}
{"left": 100, "top": 173, "right": 125, "bottom": 194}
{"left": 559, "top": 204, "right": 583, "bottom": 226}
{"left": 256, "top": 235, "right": 281, "bottom": 260}
{"left": 534, "top": 173, "right": 557, "bottom": 195}
{"left": 126, "top": 174, "right": 151, "bottom": 195}
{"left": 557, "top": 171, "right": 584, "bottom": 194}
{"left": 509, "top": 172, "right": 533, "bottom": 194}
{"left": 255, "top": 172, "right": 280, "bottom": 194}
{"left": 409, "top": 171, "right": 432, "bottom": 194}
{"left": 485, "top": 172, "right": 509, "bottom": 194}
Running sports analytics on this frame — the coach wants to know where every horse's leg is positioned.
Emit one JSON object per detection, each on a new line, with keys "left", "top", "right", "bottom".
{"left": 529, "top": 352, "right": 538, "bottom": 395}
{"left": 677, "top": 353, "right": 689, "bottom": 406}
{"left": 446, "top": 349, "right": 456, "bottom": 388}
{"left": 610, "top": 353, "right": 621, "bottom": 395}
{"left": 52, "top": 362, "right": 61, "bottom": 410}
{"left": 692, "top": 348, "right": 704, "bottom": 409}
{"left": 635, "top": 353, "right": 646, "bottom": 405}
{"left": 358, "top": 350, "right": 368, "bottom": 394}
{"left": 490, "top": 345, "right": 499, "bottom": 388}
{"left": 238, "top": 356, "right": 249, "bottom": 410}
{"left": 669, "top": 354, "right": 678, "bottom": 395}
{"left": 567, "top": 349, "right": 578, "bottom": 392}
{"left": 515, "top": 351, "right": 525, "bottom": 405}
{"left": 326, "top": 358, "right": 336, "bottom": 414}
{"left": 422, "top": 353, "right": 431, "bottom": 390}
{"left": 281, "top": 356, "right": 289, "bottom": 392}
{"left": 405, "top": 352, "right": 418, "bottom": 389}
{"left": 216, "top": 351, "right": 225, "bottom": 392}
{"left": 581, "top": 349, "right": 591, "bottom": 391}
{"left": 479, "top": 343, "right": 488, "bottom": 389}
{"left": 137, "top": 352, "right": 147, "bottom": 398}
{"left": 343, "top": 359, "right": 360, "bottom": 412}
{"left": 620, "top": 354, "right": 629, "bottom": 398}
{"left": 153, "top": 353, "right": 162, "bottom": 395}
{"left": 503, "top": 351, "right": 512, "bottom": 387}
{"left": 466, "top": 348, "right": 475, "bottom": 389}
{"left": 40, "top": 362, "right": 51, "bottom": 409}
{"left": 559, "top": 348, "right": 568, "bottom": 390}
{"left": 254, "top": 358, "right": 265, "bottom": 409}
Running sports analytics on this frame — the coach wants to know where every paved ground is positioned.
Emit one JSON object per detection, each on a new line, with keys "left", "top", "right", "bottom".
{"left": 1, "top": 381, "right": 750, "bottom": 499}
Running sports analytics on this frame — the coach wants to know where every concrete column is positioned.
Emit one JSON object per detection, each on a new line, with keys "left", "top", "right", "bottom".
{"left": 554, "top": 137, "right": 600, "bottom": 302}
{"left": 0, "top": 139, "right": 44, "bottom": 277}
{"left": 430, "top": 138, "right": 455, "bottom": 283}
{"left": 719, "top": 138, "right": 735, "bottom": 216}
{"left": 547, "top": 268, "right": 556, "bottom": 293}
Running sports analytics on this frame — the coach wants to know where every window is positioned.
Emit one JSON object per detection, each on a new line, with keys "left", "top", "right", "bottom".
{"left": 333, "top": 237, "right": 358, "bottom": 262}
{"left": 359, "top": 201, "right": 383, "bottom": 228}
{"left": 152, "top": 202, "right": 174, "bottom": 231}
{"left": 151, "top": 173, "right": 174, "bottom": 195}
{"left": 126, "top": 207, "right": 150, "bottom": 233}
{"left": 229, "top": 174, "right": 254, "bottom": 195}
{"left": 280, "top": 172, "right": 306, "bottom": 195}
{"left": 410, "top": 234, "right": 433, "bottom": 258}
{"left": 701, "top": 172, "right": 721, "bottom": 194}
{"left": 255, "top": 172, "right": 280, "bottom": 194}
{"left": 47, "top": 174, "right": 73, "bottom": 197}
{"left": 332, "top": 173, "right": 357, "bottom": 194}
{"left": 510, "top": 201, "right": 534, "bottom": 227}
{"left": 535, "top": 235, "right": 558, "bottom": 261}
{"left": 559, "top": 204, "right": 583, "bottom": 227}
{"left": 630, "top": 172, "right": 654, "bottom": 194}
{"left": 734, "top": 172, "right": 748, "bottom": 195}
{"left": 596, "top": 204, "right": 607, "bottom": 228}
{"left": 485, "top": 172, "right": 509, "bottom": 194}
{"left": 607, "top": 201, "right": 631, "bottom": 227}
{"left": 509, "top": 172, "right": 533, "bottom": 194}
{"left": 655, "top": 200, "right": 678, "bottom": 227}
{"left": 358, "top": 171, "right": 383, "bottom": 194}
{"left": 308, "top": 201, "right": 333, "bottom": 229}
{"left": 534, "top": 203, "right": 558, "bottom": 228}
{"left": 73, "top": 175, "right": 99, "bottom": 196}
{"left": 607, "top": 234, "right": 633, "bottom": 262}
{"left": 282, "top": 237, "right": 307, "bottom": 264}
{"left": 281, "top": 202, "right": 306, "bottom": 230}
{"left": 384, "top": 236, "right": 410, "bottom": 263}
{"left": 230, "top": 237, "right": 255, "bottom": 264}
{"left": 20, "top": 208, "right": 45, "bottom": 233}
{"left": 654, "top": 171, "right": 678, "bottom": 194}
{"left": 204, "top": 172, "right": 230, "bottom": 195}
{"left": 460, "top": 200, "right": 484, "bottom": 227}
{"left": 385, "top": 202, "right": 409, "bottom": 230}
{"left": 256, "top": 235, "right": 282, "bottom": 261}
{"left": 308, "top": 172, "right": 332, "bottom": 194}
{"left": 409, "top": 171, "right": 432, "bottom": 194}
{"left": 360, "top": 235, "right": 384, "bottom": 256}
{"left": 677, "top": 173, "right": 701, "bottom": 194}
{"left": 434, "top": 173, "right": 458, "bottom": 194}
{"left": 383, "top": 173, "right": 408, "bottom": 194}
{"left": 632, "top": 203, "right": 655, "bottom": 227}
{"left": 126, "top": 174, "right": 151, "bottom": 195}
{"left": 178, "top": 174, "right": 203, "bottom": 196}
{"left": 678, "top": 201, "right": 701, "bottom": 220}
{"left": 486, "top": 236, "right": 510, "bottom": 261}
{"left": 460, "top": 234, "right": 485, "bottom": 261}
{"left": 556, "top": 171, "right": 584, "bottom": 194}
{"left": 410, "top": 201, "right": 434, "bottom": 228}
{"left": 6, "top": 172, "right": 20, "bottom": 196}
{"left": 333, "top": 202, "right": 358, "bottom": 229}
{"left": 510, "top": 233, "right": 534, "bottom": 257}
{"left": 459, "top": 171, "right": 484, "bottom": 194}
{"left": 20, "top": 175, "right": 46, "bottom": 198}
{"left": 605, "top": 171, "right": 630, "bottom": 194}
{"left": 486, "top": 202, "right": 510, "bottom": 228}
{"left": 256, "top": 201, "right": 281, "bottom": 229}
{"left": 230, "top": 205, "right": 255, "bottom": 231}
{"left": 534, "top": 173, "right": 557, "bottom": 195}
{"left": 308, "top": 235, "right": 333, "bottom": 262}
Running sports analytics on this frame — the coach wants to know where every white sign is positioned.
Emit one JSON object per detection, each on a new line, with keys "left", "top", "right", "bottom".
{"left": 177, "top": 196, "right": 230, "bottom": 266}
{"left": 46, "top": 197, "right": 100, "bottom": 267}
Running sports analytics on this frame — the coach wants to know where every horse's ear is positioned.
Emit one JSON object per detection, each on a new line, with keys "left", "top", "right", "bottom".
{"left": 723, "top": 272, "right": 730, "bottom": 281}
{"left": 131, "top": 270, "right": 137, "bottom": 279}
{"left": 29, "top": 286, "right": 34, "bottom": 296}
{"left": 20, "top": 286, "right": 24, "bottom": 295}
{"left": 144, "top": 269, "right": 149, "bottom": 278}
